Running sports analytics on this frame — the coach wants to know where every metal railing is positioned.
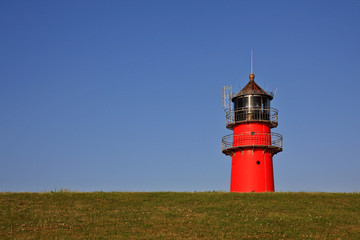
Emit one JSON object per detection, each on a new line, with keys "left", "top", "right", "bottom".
{"left": 222, "top": 132, "right": 283, "bottom": 155}
{"left": 225, "top": 108, "right": 278, "bottom": 128}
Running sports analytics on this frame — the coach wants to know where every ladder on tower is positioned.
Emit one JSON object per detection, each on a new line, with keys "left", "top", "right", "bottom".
{"left": 222, "top": 86, "right": 233, "bottom": 111}
{"left": 222, "top": 86, "right": 234, "bottom": 125}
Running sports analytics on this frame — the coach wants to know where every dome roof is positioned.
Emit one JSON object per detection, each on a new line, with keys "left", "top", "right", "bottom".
{"left": 233, "top": 73, "right": 273, "bottom": 99}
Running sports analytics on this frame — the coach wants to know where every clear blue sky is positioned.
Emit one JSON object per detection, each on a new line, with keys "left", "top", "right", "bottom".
{"left": 1, "top": 1, "right": 360, "bottom": 192}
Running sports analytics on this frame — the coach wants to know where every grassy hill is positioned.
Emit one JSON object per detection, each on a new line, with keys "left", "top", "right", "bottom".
{"left": 1, "top": 192, "right": 359, "bottom": 239}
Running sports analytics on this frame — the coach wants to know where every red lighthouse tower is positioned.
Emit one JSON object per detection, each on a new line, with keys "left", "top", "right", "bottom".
{"left": 222, "top": 70, "right": 283, "bottom": 192}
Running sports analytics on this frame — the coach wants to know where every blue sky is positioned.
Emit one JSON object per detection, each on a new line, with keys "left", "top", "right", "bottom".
{"left": 1, "top": 1, "right": 360, "bottom": 192}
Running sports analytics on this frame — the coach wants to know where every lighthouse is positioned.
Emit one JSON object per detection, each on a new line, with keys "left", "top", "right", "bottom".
{"left": 222, "top": 66, "right": 283, "bottom": 192}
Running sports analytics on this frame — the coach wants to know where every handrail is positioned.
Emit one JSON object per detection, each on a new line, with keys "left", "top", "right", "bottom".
{"left": 222, "top": 132, "right": 283, "bottom": 155}
{"left": 225, "top": 107, "right": 278, "bottom": 128}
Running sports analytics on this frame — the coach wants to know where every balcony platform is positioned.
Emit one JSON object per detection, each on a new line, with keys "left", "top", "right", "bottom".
{"left": 222, "top": 132, "right": 283, "bottom": 156}
{"left": 225, "top": 108, "right": 278, "bottom": 129}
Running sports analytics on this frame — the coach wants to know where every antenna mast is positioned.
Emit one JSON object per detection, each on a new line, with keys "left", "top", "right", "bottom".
{"left": 251, "top": 48, "right": 253, "bottom": 74}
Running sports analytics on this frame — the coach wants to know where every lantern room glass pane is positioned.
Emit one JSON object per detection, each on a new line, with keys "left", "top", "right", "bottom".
{"left": 252, "top": 96, "right": 261, "bottom": 108}
{"left": 262, "top": 97, "right": 269, "bottom": 109}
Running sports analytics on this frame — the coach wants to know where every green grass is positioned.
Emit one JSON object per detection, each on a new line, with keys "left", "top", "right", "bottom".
{"left": 1, "top": 192, "right": 359, "bottom": 239}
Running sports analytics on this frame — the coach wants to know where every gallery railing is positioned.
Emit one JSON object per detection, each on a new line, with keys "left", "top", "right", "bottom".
{"left": 225, "top": 108, "right": 278, "bottom": 128}
{"left": 222, "top": 132, "right": 283, "bottom": 155}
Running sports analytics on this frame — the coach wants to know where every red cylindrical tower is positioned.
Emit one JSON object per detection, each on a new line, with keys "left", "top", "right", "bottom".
{"left": 222, "top": 73, "right": 282, "bottom": 192}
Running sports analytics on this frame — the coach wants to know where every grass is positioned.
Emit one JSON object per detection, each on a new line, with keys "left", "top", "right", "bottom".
{"left": 0, "top": 192, "right": 359, "bottom": 239}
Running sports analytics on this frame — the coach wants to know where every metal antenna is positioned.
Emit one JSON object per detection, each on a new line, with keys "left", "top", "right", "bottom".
{"left": 251, "top": 48, "right": 253, "bottom": 74}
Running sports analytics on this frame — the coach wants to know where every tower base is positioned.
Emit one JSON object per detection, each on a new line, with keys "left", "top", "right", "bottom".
{"left": 230, "top": 148, "right": 274, "bottom": 192}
